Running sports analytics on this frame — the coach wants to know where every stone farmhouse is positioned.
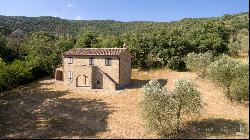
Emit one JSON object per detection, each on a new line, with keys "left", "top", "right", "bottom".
{"left": 55, "top": 47, "right": 132, "bottom": 91}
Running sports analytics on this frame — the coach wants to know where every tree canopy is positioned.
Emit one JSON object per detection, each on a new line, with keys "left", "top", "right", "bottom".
{"left": 0, "top": 12, "right": 248, "bottom": 92}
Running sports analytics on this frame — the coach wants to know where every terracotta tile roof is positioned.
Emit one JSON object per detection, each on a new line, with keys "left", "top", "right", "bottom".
{"left": 63, "top": 48, "right": 128, "bottom": 56}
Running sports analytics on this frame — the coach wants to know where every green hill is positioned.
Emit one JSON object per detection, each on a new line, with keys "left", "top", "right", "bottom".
{"left": 0, "top": 12, "right": 248, "bottom": 36}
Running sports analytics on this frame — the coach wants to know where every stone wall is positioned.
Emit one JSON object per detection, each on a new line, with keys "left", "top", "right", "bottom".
{"left": 63, "top": 64, "right": 93, "bottom": 90}
{"left": 92, "top": 66, "right": 103, "bottom": 89}
{"left": 103, "top": 74, "right": 116, "bottom": 90}
{"left": 119, "top": 50, "right": 132, "bottom": 88}
{"left": 63, "top": 55, "right": 120, "bottom": 90}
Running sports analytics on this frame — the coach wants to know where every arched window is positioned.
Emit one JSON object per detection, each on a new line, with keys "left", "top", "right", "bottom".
{"left": 76, "top": 75, "right": 89, "bottom": 87}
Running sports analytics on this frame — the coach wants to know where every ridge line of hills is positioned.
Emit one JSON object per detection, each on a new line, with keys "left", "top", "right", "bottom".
{"left": 0, "top": 12, "right": 248, "bottom": 36}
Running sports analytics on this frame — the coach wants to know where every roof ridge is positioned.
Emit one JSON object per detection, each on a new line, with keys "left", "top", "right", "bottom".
{"left": 73, "top": 48, "right": 127, "bottom": 49}
{"left": 63, "top": 47, "right": 129, "bottom": 56}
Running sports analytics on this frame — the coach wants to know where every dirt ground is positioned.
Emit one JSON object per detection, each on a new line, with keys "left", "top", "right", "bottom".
{"left": 0, "top": 69, "right": 249, "bottom": 139}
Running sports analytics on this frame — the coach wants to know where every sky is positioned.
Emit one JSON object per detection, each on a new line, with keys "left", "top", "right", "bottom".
{"left": 0, "top": 0, "right": 249, "bottom": 22}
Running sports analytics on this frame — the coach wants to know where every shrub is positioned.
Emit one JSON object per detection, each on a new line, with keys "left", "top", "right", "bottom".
{"left": 185, "top": 52, "right": 214, "bottom": 78}
{"left": 0, "top": 59, "right": 34, "bottom": 92}
{"left": 208, "top": 54, "right": 239, "bottom": 97}
{"left": 139, "top": 80, "right": 178, "bottom": 136}
{"left": 228, "top": 28, "right": 249, "bottom": 57}
{"left": 208, "top": 54, "right": 249, "bottom": 101}
{"left": 6, "top": 60, "right": 34, "bottom": 85}
{"left": 172, "top": 78, "right": 203, "bottom": 131}
{"left": 230, "top": 64, "right": 249, "bottom": 102}
{"left": 228, "top": 41, "right": 241, "bottom": 57}
{"left": 139, "top": 79, "right": 203, "bottom": 137}
{"left": 0, "top": 60, "right": 8, "bottom": 91}
{"left": 167, "top": 56, "right": 186, "bottom": 71}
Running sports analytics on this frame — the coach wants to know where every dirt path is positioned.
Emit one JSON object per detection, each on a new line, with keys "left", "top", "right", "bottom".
{"left": 0, "top": 69, "right": 248, "bottom": 138}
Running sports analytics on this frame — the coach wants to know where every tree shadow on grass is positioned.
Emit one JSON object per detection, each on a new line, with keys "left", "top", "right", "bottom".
{"left": 174, "top": 118, "right": 247, "bottom": 139}
{"left": 125, "top": 78, "right": 168, "bottom": 89}
{"left": 0, "top": 81, "right": 112, "bottom": 138}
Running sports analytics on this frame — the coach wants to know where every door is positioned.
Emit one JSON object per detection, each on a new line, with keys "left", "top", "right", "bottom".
{"left": 76, "top": 75, "right": 89, "bottom": 87}
{"left": 55, "top": 70, "right": 63, "bottom": 81}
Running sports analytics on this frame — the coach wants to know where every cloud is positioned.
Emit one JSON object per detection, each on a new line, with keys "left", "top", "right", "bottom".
{"left": 66, "top": 4, "right": 72, "bottom": 7}
{"left": 75, "top": 16, "right": 83, "bottom": 20}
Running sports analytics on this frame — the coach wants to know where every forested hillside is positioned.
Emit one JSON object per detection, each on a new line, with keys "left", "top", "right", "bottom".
{"left": 0, "top": 12, "right": 248, "bottom": 36}
{"left": 0, "top": 12, "right": 249, "bottom": 91}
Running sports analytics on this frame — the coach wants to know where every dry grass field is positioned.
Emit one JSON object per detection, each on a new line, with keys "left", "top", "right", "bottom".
{"left": 0, "top": 69, "right": 249, "bottom": 139}
{"left": 237, "top": 52, "right": 249, "bottom": 64}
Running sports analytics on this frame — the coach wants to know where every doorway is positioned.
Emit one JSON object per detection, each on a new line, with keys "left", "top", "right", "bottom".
{"left": 76, "top": 75, "right": 89, "bottom": 87}
{"left": 55, "top": 70, "right": 63, "bottom": 81}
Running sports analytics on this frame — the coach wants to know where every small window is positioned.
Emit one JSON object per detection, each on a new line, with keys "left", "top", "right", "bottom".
{"left": 97, "top": 81, "right": 100, "bottom": 85}
{"left": 68, "top": 71, "right": 73, "bottom": 83}
{"left": 105, "top": 58, "right": 112, "bottom": 66}
{"left": 89, "top": 58, "right": 94, "bottom": 66}
{"left": 68, "top": 57, "right": 73, "bottom": 64}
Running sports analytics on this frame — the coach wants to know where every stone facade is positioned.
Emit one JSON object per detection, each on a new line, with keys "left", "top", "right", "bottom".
{"left": 119, "top": 50, "right": 132, "bottom": 88}
{"left": 55, "top": 48, "right": 131, "bottom": 91}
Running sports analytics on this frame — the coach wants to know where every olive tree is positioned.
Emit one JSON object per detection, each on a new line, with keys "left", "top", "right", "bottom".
{"left": 230, "top": 64, "right": 249, "bottom": 102}
{"left": 172, "top": 78, "right": 203, "bottom": 131}
{"left": 207, "top": 54, "right": 248, "bottom": 101}
{"left": 185, "top": 52, "right": 214, "bottom": 78}
{"left": 139, "top": 80, "right": 178, "bottom": 136}
{"left": 139, "top": 79, "right": 203, "bottom": 137}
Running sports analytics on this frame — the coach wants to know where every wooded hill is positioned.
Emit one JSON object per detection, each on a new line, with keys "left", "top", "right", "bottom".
{"left": 0, "top": 12, "right": 249, "bottom": 91}
{"left": 0, "top": 12, "right": 248, "bottom": 36}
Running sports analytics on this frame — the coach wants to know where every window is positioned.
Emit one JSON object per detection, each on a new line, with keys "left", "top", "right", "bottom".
{"left": 84, "top": 76, "right": 89, "bottom": 85}
{"left": 68, "top": 71, "right": 73, "bottom": 83}
{"left": 89, "top": 58, "right": 94, "bottom": 66}
{"left": 68, "top": 57, "right": 73, "bottom": 64}
{"left": 97, "top": 81, "right": 100, "bottom": 85}
{"left": 105, "top": 58, "right": 112, "bottom": 66}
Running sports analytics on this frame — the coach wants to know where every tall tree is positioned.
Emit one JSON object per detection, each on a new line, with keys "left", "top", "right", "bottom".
{"left": 75, "top": 31, "right": 98, "bottom": 48}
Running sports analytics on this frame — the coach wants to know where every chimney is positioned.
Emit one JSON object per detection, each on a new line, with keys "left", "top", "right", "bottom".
{"left": 123, "top": 42, "right": 127, "bottom": 48}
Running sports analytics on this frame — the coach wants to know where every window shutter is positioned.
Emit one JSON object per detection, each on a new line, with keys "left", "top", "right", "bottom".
{"left": 105, "top": 58, "right": 108, "bottom": 66}
{"left": 68, "top": 57, "right": 73, "bottom": 64}
{"left": 89, "top": 58, "right": 94, "bottom": 65}
{"left": 105, "top": 58, "right": 112, "bottom": 66}
{"left": 109, "top": 58, "right": 112, "bottom": 65}
{"left": 68, "top": 71, "right": 71, "bottom": 79}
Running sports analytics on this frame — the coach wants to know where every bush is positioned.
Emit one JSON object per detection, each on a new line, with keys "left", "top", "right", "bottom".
{"left": 0, "top": 59, "right": 34, "bottom": 92}
{"left": 208, "top": 55, "right": 240, "bottom": 93}
{"left": 228, "top": 28, "right": 249, "bottom": 57}
{"left": 167, "top": 56, "right": 186, "bottom": 71}
{"left": 208, "top": 54, "right": 249, "bottom": 101}
{"left": 228, "top": 41, "right": 241, "bottom": 57}
{"left": 185, "top": 52, "right": 213, "bottom": 78}
{"left": 230, "top": 64, "right": 249, "bottom": 102}
{"left": 0, "top": 60, "right": 8, "bottom": 91}
{"left": 139, "top": 79, "right": 203, "bottom": 137}
{"left": 139, "top": 80, "right": 178, "bottom": 136}
{"left": 172, "top": 78, "right": 203, "bottom": 131}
